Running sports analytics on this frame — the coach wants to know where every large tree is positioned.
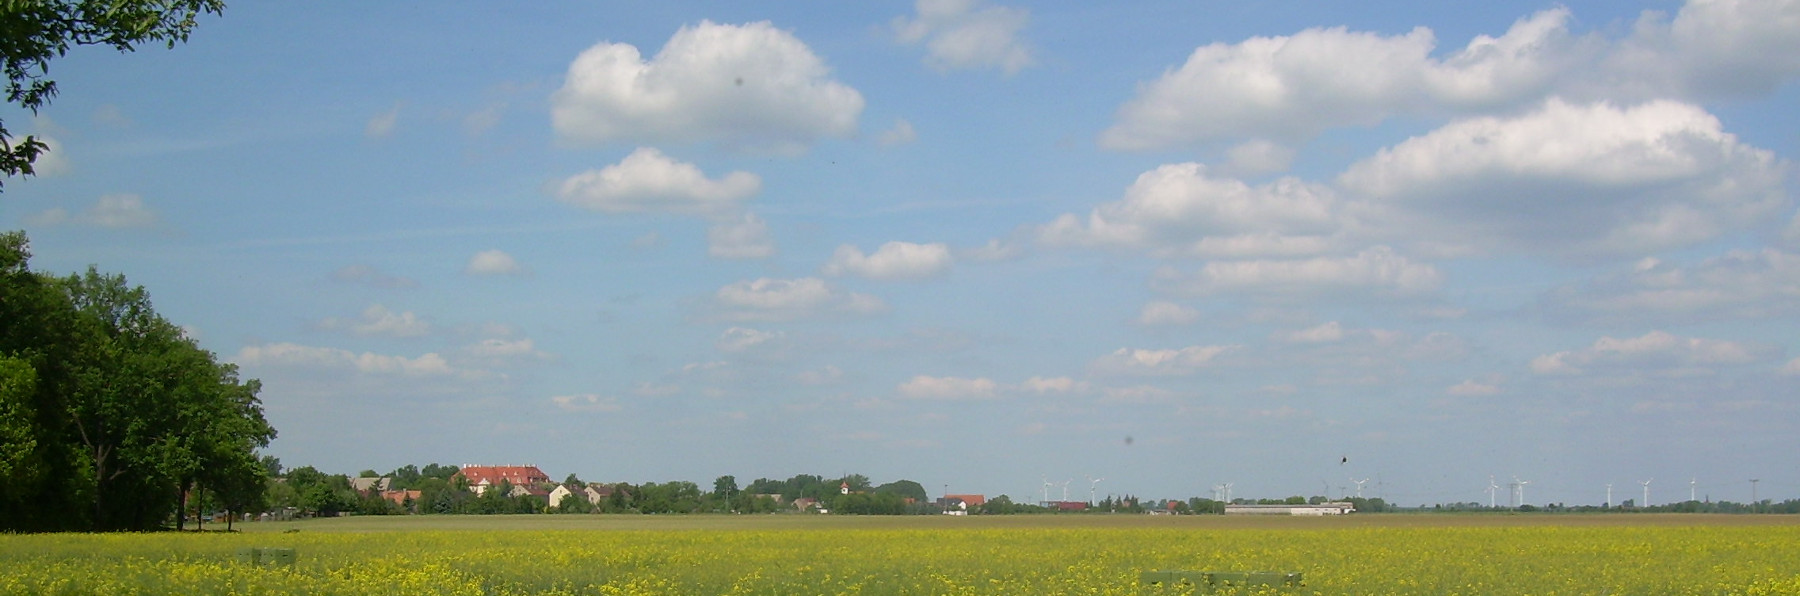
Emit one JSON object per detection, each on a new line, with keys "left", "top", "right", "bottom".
{"left": 0, "top": 231, "right": 273, "bottom": 531}
{"left": 1, "top": 0, "right": 224, "bottom": 188}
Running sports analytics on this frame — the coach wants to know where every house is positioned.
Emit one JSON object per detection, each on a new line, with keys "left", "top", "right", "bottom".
{"left": 349, "top": 476, "right": 391, "bottom": 494}
{"left": 940, "top": 494, "right": 987, "bottom": 515}
{"left": 452, "top": 465, "right": 550, "bottom": 495}
{"left": 381, "top": 490, "right": 422, "bottom": 508}
{"left": 793, "top": 497, "right": 821, "bottom": 512}
{"left": 548, "top": 483, "right": 620, "bottom": 508}
{"left": 1223, "top": 502, "right": 1356, "bottom": 516}
{"left": 508, "top": 484, "right": 551, "bottom": 501}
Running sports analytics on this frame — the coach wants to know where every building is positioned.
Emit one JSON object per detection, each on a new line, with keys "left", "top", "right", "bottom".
{"left": 1223, "top": 502, "right": 1356, "bottom": 516}
{"left": 452, "top": 465, "right": 550, "bottom": 495}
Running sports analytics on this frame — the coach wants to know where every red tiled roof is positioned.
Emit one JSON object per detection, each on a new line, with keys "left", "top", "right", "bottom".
{"left": 946, "top": 494, "right": 987, "bottom": 507}
{"left": 453, "top": 465, "right": 550, "bottom": 487}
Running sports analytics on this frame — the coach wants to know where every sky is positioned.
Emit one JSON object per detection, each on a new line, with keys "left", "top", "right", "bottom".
{"left": 3, "top": 0, "right": 1798, "bottom": 508}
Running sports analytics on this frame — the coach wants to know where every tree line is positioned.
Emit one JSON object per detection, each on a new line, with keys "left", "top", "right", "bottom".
{"left": 1, "top": 232, "right": 274, "bottom": 531}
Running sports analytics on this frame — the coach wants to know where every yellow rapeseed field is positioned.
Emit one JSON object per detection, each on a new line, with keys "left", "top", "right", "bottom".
{"left": 1, "top": 515, "right": 1797, "bottom": 595}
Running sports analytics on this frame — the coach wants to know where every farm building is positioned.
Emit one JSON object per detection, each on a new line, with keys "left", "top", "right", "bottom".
{"left": 1223, "top": 502, "right": 1356, "bottom": 516}
{"left": 452, "top": 465, "right": 551, "bottom": 495}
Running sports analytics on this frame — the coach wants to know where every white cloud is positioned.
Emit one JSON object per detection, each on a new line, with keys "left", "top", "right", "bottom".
{"left": 1340, "top": 99, "right": 1788, "bottom": 256}
{"left": 321, "top": 304, "right": 430, "bottom": 338}
{"left": 551, "top": 394, "right": 622, "bottom": 412}
{"left": 1101, "top": 2, "right": 1800, "bottom": 150}
{"left": 365, "top": 103, "right": 400, "bottom": 138}
{"left": 716, "top": 327, "right": 783, "bottom": 353}
{"left": 465, "top": 338, "right": 549, "bottom": 362}
{"left": 1038, "top": 163, "right": 1340, "bottom": 259}
{"left": 897, "top": 375, "right": 999, "bottom": 399}
{"left": 1530, "top": 330, "right": 1774, "bottom": 376}
{"left": 712, "top": 277, "right": 886, "bottom": 321}
{"left": 1020, "top": 376, "right": 1089, "bottom": 394}
{"left": 556, "top": 147, "right": 761, "bottom": 216}
{"left": 31, "top": 194, "right": 159, "bottom": 229}
{"left": 1280, "top": 321, "right": 1345, "bottom": 344}
{"left": 1100, "top": 8, "right": 1577, "bottom": 149}
{"left": 1152, "top": 247, "right": 1441, "bottom": 296}
{"left": 234, "top": 342, "right": 466, "bottom": 378}
{"left": 707, "top": 213, "right": 776, "bottom": 259}
{"left": 1100, "top": 385, "right": 1177, "bottom": 405}
{"left": 330, "top": 264, "right": 419, "bottom": 289}
{"left": 1543, "top": 249, "right": 1800, "bottom": 323}
{"left": 1092, "top": 345, "right": 1237, "bottom": 376}
{"left": 1446, "top": 379, "right": 1503, "bottom": 396}
{"left": 822, "top": 241, "right": 953, "bottom": 280}
{"left": 1137, "top": 301, "right": 1200, "bottom": 326}
{"left": 551, "top": 20, "right": 864, "bottom": 152}
{"left": 893, "top": 0, "right": 1034, "bottom": 74}
{"left": 796, "top": 365, "right": 844, "bottom": 386}
{"left": 1600, "top": 0, "right": 1800, "bottom": 101}
{"left": 1220, "top": 139, "right": 1295, "bottom": 177}
{"left": 30, "top": 136, "right": 69, "bottom": 176}
{"left": 465, "top": 250, "right": 525, "bottom": 276}
{"left": 878, "top": 118, "right": 918, "bottom": 146}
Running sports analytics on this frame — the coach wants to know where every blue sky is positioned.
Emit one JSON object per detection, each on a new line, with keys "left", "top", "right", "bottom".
{"left": 4, "top": 0, "right": 1798, "bottom": 507}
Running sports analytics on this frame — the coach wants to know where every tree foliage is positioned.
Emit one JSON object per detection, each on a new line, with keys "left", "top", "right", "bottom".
{"left": 0, "top": 231, "right": 272, "bottom": 531}
{"left": 1, "top": 0, "right": 224, "bottom": 188}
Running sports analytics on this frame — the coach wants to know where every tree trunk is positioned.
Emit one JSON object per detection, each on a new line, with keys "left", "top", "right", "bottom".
{"left": 175, "top": 481, "right": 187, "bottom": 531}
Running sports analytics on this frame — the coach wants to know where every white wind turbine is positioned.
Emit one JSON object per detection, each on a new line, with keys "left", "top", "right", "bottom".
{"left": 1640, "top": 478, "right": 1653, "bottom": 507}
{"left": 1088, "top": 477, "right": 1103, "bottom": 504}
{"left": 1689, "top": 478, "right": 1697, "bottom": 503}
{"left": 1060, "top": 479, "right": 1072, "bottom": 502}
{"left": 1351, "top": 478, "right": 1369, "bottom": 499}
{"left": 1515, "top": 477, "right": 1530, "bottom": 507}
{"left": 1222, "top": 482, "right": 1233, "bottom": 503}
{"left": 1605, "top": 483, "right": 1613, "bottom": 508}
{"left": 1042, "top": 476, "right": 1052, "bottom": 505}
{"left": 1487, "top": 476, "right": 1499, "bottom": 509}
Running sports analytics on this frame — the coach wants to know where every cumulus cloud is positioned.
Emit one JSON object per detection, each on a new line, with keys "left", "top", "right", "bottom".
{"left": 1101, "top": 8, "right": 1579, "bottom": 149}
{"left": 1039, "top": 163, "right": 1340, "bottom": 259}
{"left": 1542, "top": 249, "right": 1800, "bottom": 323}
{"left": 1340, "top": 99, "right": 1788, "bottom": 257}
{"left": 320, "top": 304, "right": 430, "bottom": 338}
{"left": 551, "top": 394, "right": 622, "bottom": 412}
{"left": 1599, "top": 0, "right": 1800, "bottom": 101}
{"left": 1530, "top": 330, "right": 1775, "bottom": 376}
{"left": 556, "top": 147, "right": 761, "bottom": 215}
{"left": 1137, "top": 301, "right": 1200, "bottom": 326}
{"left": 707, "top": 213, "right": 776, "bottom": 259}
{"left": 1102, "top": 2, "right": 1800, "bottom": 150}
{"left": 1151, "top": 247, "right": 1441, "bottom": 296}
{"left": 712, "top": 277, "right": 886, "bottom": 321}
{"left": 29, "top": 136, "right": 69, "bottom": 176}
{"left": 822, "top": 241, "right": 953, "bottom": 280}
{"left": 551, "top": 20, "right": 864, "bottom": 152}
{"left": 330, "top": 264, "right": 419, "bottom": 289}
{"left": 1092, "top": 345, "right": 1237, "bottom": 376}
{"left": 897, "top": 375, "right": 1000, "bottom": 399}
{"left": 464, "top": 250, "right": 525, "bottom": 276}
{"left": 716, "top": 327, "right": 784, "bottom": 352}
{"left": 234, "top": 342, "right": 469, "bottom": 378}
{"left": 893, "top": 0, "right": 1034, "bottom": 74}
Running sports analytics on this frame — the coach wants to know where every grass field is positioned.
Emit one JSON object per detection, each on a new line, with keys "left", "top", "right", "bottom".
{"left": 3, "top": 514, "right": 1799, "bottom": 594}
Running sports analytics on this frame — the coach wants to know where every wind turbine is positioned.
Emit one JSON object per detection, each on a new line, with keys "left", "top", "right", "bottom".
{"left": 1487, "top": 476, "right": 1499, "bottom": 509}
{"left": 1640, "top": 478, "right": 1653, "bottom": 508}
{"left": 1690, "top": 478, "right": 1697, "bottom": 503}
{"left": 1042, "top": 476, "right": 1052, "bottom": 505}
{"left": 1212, "top": 483, "right": 1225, "bottom": 502}
{"left": 1605, "top": 483, "right": 1613, "bottom": 508}
{"left": 1222, "top": 482, "right": 1233, "bottom": 503}
{"left": 1088, "top": 477, "right": 1103, "bottom": 504}
{"left": 1060, "top": 479, "right": 1072, "bottom": 502}
{"left": 1351, "top": 478, "right": 1369, "bottom": 499}
{"left": 1515, "top": 478, "right": 1530, "bottom": 507}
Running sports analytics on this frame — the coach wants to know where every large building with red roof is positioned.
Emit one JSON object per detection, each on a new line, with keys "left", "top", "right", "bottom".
{"left": 452, "top": 465, "right": 550, "bottom": 495}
